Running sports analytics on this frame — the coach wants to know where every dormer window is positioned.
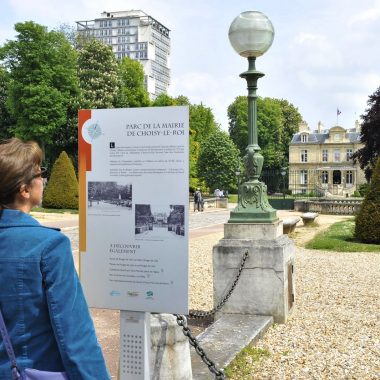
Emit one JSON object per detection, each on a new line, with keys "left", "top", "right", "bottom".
{"left": 334, "top": 133, "right": 341, "bottom": 141}
{"left": 301, "top": 134, "right": 308, "bottom": 142}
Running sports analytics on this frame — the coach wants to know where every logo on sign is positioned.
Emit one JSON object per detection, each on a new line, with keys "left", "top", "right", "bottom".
{"left": 146, "top": 290, "right": 154, "bottom": 300}
{"left": 87, "top": 123, "right": 102, "bottom": 140}
{"left": 109, "top": 290, "right": 121, "bottom": 296}
{"left": 127, "top": 291, "right": 139, "bottom": 297}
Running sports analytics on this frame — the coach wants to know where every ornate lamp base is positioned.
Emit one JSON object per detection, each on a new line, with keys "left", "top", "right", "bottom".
{"left": 228, "top": 180, "right": 278, "bottom": 223}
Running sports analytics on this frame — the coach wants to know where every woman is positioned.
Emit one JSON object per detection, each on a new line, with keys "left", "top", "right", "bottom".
{"left": 0, "top": 138, "right": 110, "bottom": 379}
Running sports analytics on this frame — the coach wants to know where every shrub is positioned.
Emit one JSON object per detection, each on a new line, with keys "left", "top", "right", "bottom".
{"left": 358, "top": 183, "right": 369, "bottom": 197}
{"left": 42, "top": 151, "right": 78, "bottom": 209}
{"left": 355, "top": 156, "right": 380, "bottom": 243}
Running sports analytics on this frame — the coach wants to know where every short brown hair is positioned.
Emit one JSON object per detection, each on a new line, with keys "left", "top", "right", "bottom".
{"left": 0, "top": 138, "right": 43, "bottom": 208}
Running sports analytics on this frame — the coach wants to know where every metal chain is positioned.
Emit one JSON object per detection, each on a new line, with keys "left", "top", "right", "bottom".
{"left": 173, "top": 250, "right": 249, "bottom": 379}
{"left": 174, "top": 314, "right": 225, "bottom": 380}
{"left": 189, "top": 250, "right": 249, "bottom": 319}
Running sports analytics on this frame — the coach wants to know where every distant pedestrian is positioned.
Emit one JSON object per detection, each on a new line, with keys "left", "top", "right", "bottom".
{"left": 194, "top": 188, "right": 202, "bottom": 212}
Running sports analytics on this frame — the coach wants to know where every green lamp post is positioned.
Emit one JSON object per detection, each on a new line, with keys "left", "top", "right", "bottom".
{"left": 228, "top": 11, "right": 278, "bottom": 223}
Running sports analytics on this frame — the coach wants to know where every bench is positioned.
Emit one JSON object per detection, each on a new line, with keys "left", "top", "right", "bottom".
{"left": 283, "top": 217, "right": 301, "bottom": 234}
{"left": 301, "top": 212, "right": 319, "bottom": 226}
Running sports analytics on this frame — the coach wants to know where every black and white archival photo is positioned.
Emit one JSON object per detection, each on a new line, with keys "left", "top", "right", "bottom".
{"left": 135, "top": 204, "right": 185, "bottom": 241}
{"left": 88, "top": 181, "right": 132, "bottom": 216}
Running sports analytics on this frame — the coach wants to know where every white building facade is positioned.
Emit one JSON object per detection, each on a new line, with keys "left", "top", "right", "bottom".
{"left": 76, "top": 10, "right": 171, "bottom": 98}
{"left": 288, "top": 121, "right": 366, "bottom": 197}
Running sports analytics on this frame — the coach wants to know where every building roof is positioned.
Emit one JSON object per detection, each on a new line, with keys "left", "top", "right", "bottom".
{"left": 291, "top": 131, "right": 361, "bottom": 144}
{"left": 291, "top": 133, "right": 327, "bottom": 144}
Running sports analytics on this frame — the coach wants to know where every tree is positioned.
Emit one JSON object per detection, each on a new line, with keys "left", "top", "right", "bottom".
{"left": 256, "top": 97, "right": 284, "bottom": 168}
{"left": 272, "top": 98, "right": 302, "bottom": 164}
{"left": 189, "top": 131, "right": 200, "bottom": 191}
{"left": 151, "top": 94, "right": 218, "bottom": 189}
{"left": 352, "top": 86, "right": 380, "bottom": 180}
{"left": 228, "top": 96, "right": 283, "bottom": 168}
{"left": 174, "top": 95, "right": 191, "bottom": 106}
{"left": 43, "top": 151, "right": 78, "bottom": 209}
{"left": 189, "top": 103, "right": 218, "bottom": 143}
{"left": 0, "top": 22, "right": 79, "bottom": 147}
{"left": 228, "top": 96, "right": 302, "bottom": 169}
{"left": 198, "top": 129, "right": 241, "bottom": 192}
{"left": 77, "top": 39, "right": 120, "bottom": 109}
{"left": 354, "top": 156, "right": 380, "bottom": 243}
{"left": 151, "top": 93, "right": 177, "bottom": 106}
{"left": 115, "top": 57, "right": 150, "bottom": 108}
{"left": 228, "top": 95, "right": 248, "bottom": 156}
{"left": 188, "top": 103, "right": 219, "bottom": 190}
{"left": 56, "top": 23, "right": 77, "bottom": 47}
{"left": 0, "top": 67, "right": 14, "bottom": 140}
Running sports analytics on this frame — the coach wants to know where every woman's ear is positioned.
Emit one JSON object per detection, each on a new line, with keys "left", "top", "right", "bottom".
{"left": 19, "top": 184, "right": 31, "bottom": 200}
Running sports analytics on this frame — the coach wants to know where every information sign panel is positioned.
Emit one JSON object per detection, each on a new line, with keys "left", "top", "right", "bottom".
{"left": 78, "top": 107, "right": 189, "bottom": 314}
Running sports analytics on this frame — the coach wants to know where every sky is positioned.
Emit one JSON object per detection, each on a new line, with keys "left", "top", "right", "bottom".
{"left": 1, "top": 0, "right": 380, "bottom": 133}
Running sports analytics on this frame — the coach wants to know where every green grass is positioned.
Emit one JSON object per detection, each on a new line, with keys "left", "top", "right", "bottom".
{"left": 228, "top": 194, "right": 238, "bottom": 203}
{"left": 31, "top": 207, "right": 78, "bottom": 214}
{"left": 224, "top": 346, "right": 270, "bottom": 379}
{"left": 306, "top": 219, "right": 380, "bottom": 252}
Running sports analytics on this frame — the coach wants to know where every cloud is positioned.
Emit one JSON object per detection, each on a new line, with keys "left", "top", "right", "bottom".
{"left": 290, "top": 32, "right": 344, "bottom": 70}
{"left": 2, "top": 0, "right": 379, "bottom": 133}
{"left": 297, "top": 71, "right": 380, "bottom": 93}
{"left": 348, "top": 0, "right": 380, "bottom": 24}
{"left": 9, "top": 0, "right": 77, "bottom": 22}
{"left": 170, "top": 72, "right": 241, "bottom": 130}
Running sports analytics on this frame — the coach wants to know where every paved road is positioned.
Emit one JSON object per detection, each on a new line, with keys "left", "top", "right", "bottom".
{"left": 189, "top": 209, "right": 230, "bottom": 229}
{"left": 38, "top": 208, "right": 233, "bottom": 252}
{"left": 44, "top": 207, "right": 305, "bottom": 250}
{"left": 38, "top": 208, "right": 231, "bottom": 230}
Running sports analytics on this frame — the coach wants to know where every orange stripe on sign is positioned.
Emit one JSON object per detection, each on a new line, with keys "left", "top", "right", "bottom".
{"left": 78, "top": 110, "right": 92, "bottom": 255}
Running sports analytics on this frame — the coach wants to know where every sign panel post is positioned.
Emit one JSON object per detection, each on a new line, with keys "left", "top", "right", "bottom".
{"left": 119, "top": 311, "right": 150, "bottom": 380}
{"left": 78, "top": 107, "right": 189, "bottom": 379}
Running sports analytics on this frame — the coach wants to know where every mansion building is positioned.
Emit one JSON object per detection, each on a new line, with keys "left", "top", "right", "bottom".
{"left": 288, "top": 121, "right": 366, "bottom": 197}
{"left": 76, "top": 10, "right": 171, "bottom": 99}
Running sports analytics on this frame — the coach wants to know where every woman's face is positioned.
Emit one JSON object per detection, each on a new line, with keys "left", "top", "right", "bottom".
{"left": 27, "top": 167, "right": 46, "bottom": 208}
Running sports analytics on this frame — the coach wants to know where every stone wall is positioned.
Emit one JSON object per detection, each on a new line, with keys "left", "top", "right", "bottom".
{"left": 294, "top": 198, "right": 363, "bottom": 215}
{"left": 189, "top": 197, "right": 228, "bottom": 210}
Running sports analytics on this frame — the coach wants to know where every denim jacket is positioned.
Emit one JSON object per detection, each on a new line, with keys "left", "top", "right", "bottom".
{"left": 0, "top": 210, "right": 110, "bottom": 379}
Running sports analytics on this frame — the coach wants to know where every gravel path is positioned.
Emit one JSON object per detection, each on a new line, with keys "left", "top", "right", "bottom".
{"left": 56, "top": 210, "right": 380, "bottom": 379}
{"left": 245, "top": 247, "right": 380, "bottom": 380}
{"left": 189, "top": 231, "right": 380, "bottom": 380}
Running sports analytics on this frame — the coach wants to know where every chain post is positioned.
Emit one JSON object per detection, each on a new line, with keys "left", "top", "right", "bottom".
{"left": 174, "top": 314, "right": 225, "bottom": 380}
{"left": 174, "top": 250, "right": 249, "bottom": 380}
{"left": 189, "top": 250, "right": 248, "bottom": 319}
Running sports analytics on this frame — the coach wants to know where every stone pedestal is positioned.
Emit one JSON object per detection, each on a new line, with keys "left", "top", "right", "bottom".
{"left": 150, "top": 314, "right": 192, "bottom": 380}
{"left": 213, "top": 220, "right": 295, "bottom": 323}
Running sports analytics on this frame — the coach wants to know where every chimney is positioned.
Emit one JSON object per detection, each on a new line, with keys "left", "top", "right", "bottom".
{"left": 298, "top": 120, "right": 309, "bottom": 133}
{"left": 355, "top": 120, "right": 361, "bottom": 133}
{"left": 317, "top": 121, "right": 324, "bottom": 134}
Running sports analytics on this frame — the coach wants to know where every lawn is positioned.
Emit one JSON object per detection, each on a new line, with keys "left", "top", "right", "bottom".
{"left": 228, "top": 194, "right": 238, "bottom": 203}
{"left": 305, "top": 219, "right": 380, "bottom": 252}
{"left": 31, "top": 207, "right": 78, "bottom": 214}
{"left": 224, "top": 345, "right": 270, "bottom": 379}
